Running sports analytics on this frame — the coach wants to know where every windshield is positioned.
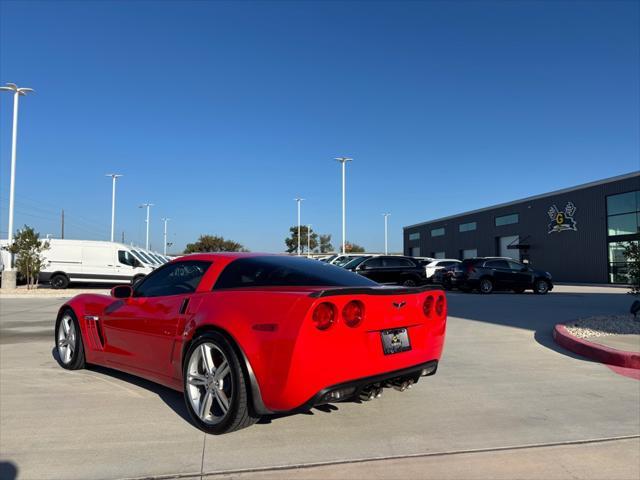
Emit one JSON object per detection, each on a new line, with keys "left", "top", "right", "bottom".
{"left": 214, "top": 256, "right": 377, "bottom": 289}
{"left": 133, "top": 249, "right": 155, "bottom": 265}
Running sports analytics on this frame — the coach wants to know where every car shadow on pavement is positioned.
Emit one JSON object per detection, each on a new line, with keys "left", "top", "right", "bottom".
{"left": 50, "top": 348, "right": 192, "bottom": 424}
{"left": 446, "top": 291, "right": 633, "bottom": 364}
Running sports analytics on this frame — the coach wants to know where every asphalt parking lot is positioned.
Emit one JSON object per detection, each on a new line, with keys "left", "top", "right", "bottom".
{"left": 1, "top": 286, "right": 639, "bottom": 480}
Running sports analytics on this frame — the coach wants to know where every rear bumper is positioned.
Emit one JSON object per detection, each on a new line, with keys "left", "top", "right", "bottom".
{"left": 295, "top": 360, "right": 438, "bottom": 412}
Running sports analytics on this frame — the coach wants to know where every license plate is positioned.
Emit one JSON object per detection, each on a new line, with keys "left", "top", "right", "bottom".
{"left": 381, "top": 328, "right": 411, "bottom": 355}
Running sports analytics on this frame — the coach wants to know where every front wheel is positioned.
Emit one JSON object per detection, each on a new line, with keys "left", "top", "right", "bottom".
{"left": 55, "top": 309, "right": 85, "bottom": 370}
{"left": 533, "top": 279, "right": 550, "bottom": 295}
{"left": 50, "top": 273, "right": 70, "bottom": 289}
{"left": 183, "top": 332, "right": 259, "bottom": 434}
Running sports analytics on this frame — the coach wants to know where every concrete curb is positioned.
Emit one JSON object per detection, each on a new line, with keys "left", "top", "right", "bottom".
{"left": 553, "top": 324, "right": 640, "bottom": 369}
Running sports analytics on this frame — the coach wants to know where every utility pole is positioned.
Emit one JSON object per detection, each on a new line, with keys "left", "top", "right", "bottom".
{"left": 334, "top": 157, "right": 353, "bottom": 254}
{"left": 106, "top": 174, "right": 123, "bottom": 242}
{"left": 294, "top": 197, "right": 304, "bottom": 255}
{"left": 0, "top": 83, "right": 34, "bottom": 289}
{"left": 61, "top": 209, "right": 65, "bottom": 239}
{"left": 139, "top": 203, "right": 154, "bottom": 250}
{"left": 121, "top": 231, "right": 125, "bottom": 243}
{"left": 382, "top": 213, "right": 391, "bottom": 255}
{"left": 161, "top": 217, "right": 170, "bottom": 256}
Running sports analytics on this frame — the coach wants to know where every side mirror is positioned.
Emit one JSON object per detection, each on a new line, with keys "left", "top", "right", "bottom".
{"left": 111, "top": 285, "right": 133, "bottom": 299}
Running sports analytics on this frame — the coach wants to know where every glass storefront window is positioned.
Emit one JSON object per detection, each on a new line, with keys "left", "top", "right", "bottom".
{"left": 607, "top": 213, "right": 639, "bottom": 236}
{"left": 495, "top": 213, "right": 519, "bottom": 226}
{"left": 607, "top": 191, "right": 639, "bottom": 216}
{"left": 431, "top": 227, "right": 445, "bottom": 237}
{"left": 608, "top": 240, "right": 638, "bottom": 284}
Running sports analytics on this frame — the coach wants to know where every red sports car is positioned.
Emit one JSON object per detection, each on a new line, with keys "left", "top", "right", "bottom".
{"left": 55, "top": 253, "right": 447, "bottom": 434}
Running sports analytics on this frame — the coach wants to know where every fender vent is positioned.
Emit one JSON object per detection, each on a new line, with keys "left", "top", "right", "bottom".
{"left": 179, "top": 298, "right": 190, "bottom": 315}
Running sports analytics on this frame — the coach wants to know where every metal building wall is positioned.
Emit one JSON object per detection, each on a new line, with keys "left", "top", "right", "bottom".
{"left": 403, "top": 173, "right": 640, "bottom": 283}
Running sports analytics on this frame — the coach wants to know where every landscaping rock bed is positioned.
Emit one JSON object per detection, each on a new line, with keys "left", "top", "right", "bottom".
{"left": 565, "top": 314, "right": 640, "bottom": 339}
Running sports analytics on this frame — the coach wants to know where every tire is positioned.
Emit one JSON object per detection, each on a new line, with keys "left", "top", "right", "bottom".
{"left": 402, "top": 278, "right": 418, "bottom": 287}
{"left": 183, "top": 332, "right": 259, "bottom": 434}
{"left": 513, "top": 288, "right": 526, "bottom": 294}
{"left": 533, "top": 279, "right": 550, "bottom": 295}
{"left": 479, "top": 278, "right": 494, "bottom": 294}
{"left": 50, "top": 273, "right": 70, "bottom": 290}
{"left": 54, "top": 309, "right": 86, "bottom": 370}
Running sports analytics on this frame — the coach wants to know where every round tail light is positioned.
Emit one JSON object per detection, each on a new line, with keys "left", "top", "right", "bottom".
{"left": 313, "top": 302, "right": 336, "bottom": 331}
{"left": 435, "top": 295, "right": 445, "bottom": 316}
{"left": 423, "top": 296, "right": 434, "bottom": 316}
{"left": 342, "top": 300, "right": 365, "bottom": 328}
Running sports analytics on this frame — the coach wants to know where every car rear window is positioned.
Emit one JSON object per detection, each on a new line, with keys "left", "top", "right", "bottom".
{"left": 213, "top": 256, "right": 378, "bottom": 289}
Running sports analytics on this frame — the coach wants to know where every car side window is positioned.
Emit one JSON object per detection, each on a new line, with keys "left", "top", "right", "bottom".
{"left": 485, "top": 260, "right": 509, "bottom": 269}
{"left": 508, "top": 261, "right": 525, "bottom": 271}
{"left": 133, "top": 260, "right": 211, "bottom": 298}
{"left": 363, "top": 257, "right": 383, "bottom": 268}
{"left": 384, "top": 257, "right": 414, "bottom": 267}
{"left": 118, "top": 250, "right": 137, "bottom": 267}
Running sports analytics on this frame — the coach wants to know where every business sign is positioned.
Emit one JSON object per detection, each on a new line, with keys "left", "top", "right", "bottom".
{"left": 547, "top": 202, "right": 577, "bottom": 234}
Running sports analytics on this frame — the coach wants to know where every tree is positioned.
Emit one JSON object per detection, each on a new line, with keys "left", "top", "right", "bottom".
{"left": 318, "top": 234, "right": 333, "bottom": 253}
{"left": 184, "top": 235, "right": 248, "bottom": 253}
{"left": 5, "top": 225, "right": 50, "bottom": 289}
{"left": 345, "top": 242, "right": 365, "bottom": 253}
{"left": 624, "top": 242, "right": 640, "bottom": 294}
{"left": 284, "top": 225, "right": 318, "bottom": 254}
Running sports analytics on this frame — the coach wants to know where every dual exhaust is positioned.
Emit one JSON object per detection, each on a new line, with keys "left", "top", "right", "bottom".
{"left": 359, "top": 377, "right": 415, "bottom": 401}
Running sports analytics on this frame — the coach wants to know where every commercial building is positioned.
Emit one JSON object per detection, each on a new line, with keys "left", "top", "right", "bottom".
{"left": 403, "top": 172, "right": 640, "bottom": 284}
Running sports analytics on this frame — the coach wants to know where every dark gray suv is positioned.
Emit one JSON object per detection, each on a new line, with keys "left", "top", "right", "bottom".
{"left": 447, "top": 258, "right": 553, "bottom": 294}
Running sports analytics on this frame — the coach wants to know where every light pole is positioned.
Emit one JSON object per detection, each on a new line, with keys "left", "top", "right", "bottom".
{"left": 0, "top": 83, "right": 34, "bottom": 288}
{"left": 139, "top": 203, "right": 154, "bottom": 250}
{"left": 161, "top": 217, "right": 170, "bottom": 255}
{"left": 307, "top": 224, "right": 312, "bottom": 257}
{"left": 106, "top": 174, "right": 123, "bottom": 242}
{"left": 382, "top": 213, "right": 391, "bottom": 255}
{"left": 334, "top": 157, "right": 352, "bottom": 254}
{"left": 294, "top": 197, "right": 304, "bottom": 255}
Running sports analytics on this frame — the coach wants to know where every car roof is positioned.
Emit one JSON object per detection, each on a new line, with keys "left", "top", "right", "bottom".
{"left": 175, "top": 252, "right": 273, "bottom": 262}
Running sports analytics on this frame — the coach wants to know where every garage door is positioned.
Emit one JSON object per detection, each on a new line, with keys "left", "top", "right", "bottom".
{"left": 498, "top": 235, "right": 520, "bottom": 261}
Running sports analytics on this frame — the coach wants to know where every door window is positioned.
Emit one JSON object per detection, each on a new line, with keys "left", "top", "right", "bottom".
{"left": 383, "top": 257, "right": 414, "bottom": 268}
{"left": 362, "top": 257, "right": 383, "bottom": 268}
{"left": 508, "top": 261, "right": 525, "bottom": 271}
{"left": 485, "top": 260, "right": 509, "bottom": 269}
{"left": 134, "top": 261, "right": 211, "bottom": 297}
{"left": 118, "top": 250, "right": 138, "bottom": 267}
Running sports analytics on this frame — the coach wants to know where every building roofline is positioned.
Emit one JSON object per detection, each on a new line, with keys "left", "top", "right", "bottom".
{"left": 403, "top": 171, "right": 640, "bottom": 230}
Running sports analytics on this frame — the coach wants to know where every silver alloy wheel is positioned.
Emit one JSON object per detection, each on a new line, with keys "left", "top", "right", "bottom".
{"left": 480, "top": 279, "right": 492, "bottom": 293}
{"left": 186, "top": 342, "right": 233, "bottom": 425}
{"left": 57, "top": 314, "right": 76, "bottom": 364}
{"left": 536, "top": 280, "right": 548, "bottom": 293}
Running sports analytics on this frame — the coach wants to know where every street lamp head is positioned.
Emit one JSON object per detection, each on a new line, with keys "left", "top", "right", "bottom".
{"left": 382, "top": 213, "right": 391, "bottom": 217}
{"left": 334, "top": 157, "right": 353, "bottom": 163}
{"left": 106, "top": 173, "right": 123, "bottom": 178}
{"left": 294, "top": 197, "right": 305, "bottom": 202}
{"left": 0, "top": 84, "right": 34, "bottom": 95}
{"left": 139, "top": 203, "right": 154, "bottom": 208}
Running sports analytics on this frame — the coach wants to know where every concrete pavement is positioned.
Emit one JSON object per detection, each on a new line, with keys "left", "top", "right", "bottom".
{"left": 0, "top": 286, "right": 638, "bottom": 479}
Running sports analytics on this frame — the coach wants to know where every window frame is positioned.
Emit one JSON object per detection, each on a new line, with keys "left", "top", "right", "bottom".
{"left": 133, "top": 260, "right": 212, "bottom": 298}
{"left": 495, "top": 213, "right": 519, "bottom": 227}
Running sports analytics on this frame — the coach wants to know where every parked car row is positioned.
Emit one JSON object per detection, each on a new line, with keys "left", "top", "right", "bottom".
{"left": 316, "top": 253, "right": 553, "bottom": 294}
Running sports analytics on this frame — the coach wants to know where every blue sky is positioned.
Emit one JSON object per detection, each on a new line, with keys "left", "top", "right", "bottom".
{"left": 0, "top": 0, "right": 638, "bottom": 253}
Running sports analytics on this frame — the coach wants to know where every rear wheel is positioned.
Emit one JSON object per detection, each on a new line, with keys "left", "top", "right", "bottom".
{"left": 401, "top": 277, "right": 418, "bottom": 287}
{"left": 50, "top": 273, "right": 69, "bottom": 290}
{"left": 55, "top": 310, "right": 85, "bottom": 370}
{"left": 183, "top": 332, "right": 259, "bottom": 434}
{"left": 533, "top": 279, "right": 550, "bottom": 295}
{"left": 479, "top": 278, "right": 494, "bottom": 294}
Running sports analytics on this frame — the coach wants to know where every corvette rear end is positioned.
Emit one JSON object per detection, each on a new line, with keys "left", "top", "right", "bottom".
{"left": 243, "top": 286, "right": 447, "bottom": 412}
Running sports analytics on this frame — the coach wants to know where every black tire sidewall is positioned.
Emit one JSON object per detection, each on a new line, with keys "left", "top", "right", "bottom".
{"left": 534, "top": 280, "right": 549, "bottom": 294}
{"left": 182, "top": 332, "right": 244, "bottom": 434}
{"left": 54, "top": 309, "right": 85, "bottom": 370}
{"left": 51, "top": 274, "right": 69, "bottom": 289}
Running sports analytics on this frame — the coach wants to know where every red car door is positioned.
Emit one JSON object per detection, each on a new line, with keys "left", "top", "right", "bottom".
{"left": 100, "top": 260, "right": 212, "bottom": 380}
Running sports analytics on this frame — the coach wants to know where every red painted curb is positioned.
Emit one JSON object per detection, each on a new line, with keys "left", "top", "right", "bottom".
{"left": 553, "top": 324, "right": 640, "bottom": 370}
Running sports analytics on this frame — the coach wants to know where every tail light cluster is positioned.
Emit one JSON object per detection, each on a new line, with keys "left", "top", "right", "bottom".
{"left": 312, "top": 300, "right": 365, "bottom": 331}
{"left": 423, "top": 294, "right": 445, "bottom": 317}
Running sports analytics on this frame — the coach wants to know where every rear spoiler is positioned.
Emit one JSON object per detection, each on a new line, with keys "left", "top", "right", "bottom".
{"left": 309, "top": 285, "right": 440, "bottom": 298}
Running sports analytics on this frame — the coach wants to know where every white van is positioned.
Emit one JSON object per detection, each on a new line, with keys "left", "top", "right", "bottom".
{"left": 39, "top": 239, "right": 155, "bottom": 289}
